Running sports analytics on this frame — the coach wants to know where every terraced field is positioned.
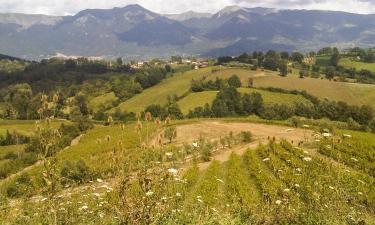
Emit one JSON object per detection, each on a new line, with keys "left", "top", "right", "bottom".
{"left": 177, "top": 88, "right": 312, "bottom": 114}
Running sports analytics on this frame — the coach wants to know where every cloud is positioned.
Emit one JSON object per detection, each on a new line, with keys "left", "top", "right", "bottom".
{"left": 0, "top": 0, "right": 374, "bottom": 15}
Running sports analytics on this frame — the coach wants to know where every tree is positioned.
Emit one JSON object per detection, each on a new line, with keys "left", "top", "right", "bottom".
{"left": 75, "top": 95, "right": 89, "bottom": 116}
{"left": 164, "top": 126, "right": 177, "bottom": 143}
{"left": 262, "top": 50, "right": 281, "bottom": 71}
{"left": 248, "top": 78, "right": 254, "bottom": 88}
{"left": 242, "top": 92, "right": 264, "bottom": 115}
{"left": 330, "top": 47, "right": 340, "bottom": 67}
{"left": 281, "top": 52, "right": 290, "bottom": 60}
{"left": 227, "top": 75, "right": 242, "bottom": 88}
{"left": 291, "top": 52, "right": 304, "bottom": 63}
{"left": 324, "top": 66, "right": 336, "bottom": 80}
{"left": 116, "top": 57, "right": 123, "bottom": 66}
{"left": 279, "top": 63, "right": 288, "bottom": 76}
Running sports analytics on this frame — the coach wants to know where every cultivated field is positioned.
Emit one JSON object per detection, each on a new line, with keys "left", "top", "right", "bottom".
{"left": 0, "top": 119, "right": 69, "bottom": 136}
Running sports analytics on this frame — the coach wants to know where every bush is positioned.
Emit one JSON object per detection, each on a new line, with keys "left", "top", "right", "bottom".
{"left": 60, "top": 160, "right": 91, "bottom": 184}
{"left": 240, "top": 131, "right": 253, "bottom": 143}
{"left": 6, "top": 173, "right": 34, "bottom": 198}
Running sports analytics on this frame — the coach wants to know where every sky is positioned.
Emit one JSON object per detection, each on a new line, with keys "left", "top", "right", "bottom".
{"left": 0, "top": 0, "right": 374, "bottom": 15}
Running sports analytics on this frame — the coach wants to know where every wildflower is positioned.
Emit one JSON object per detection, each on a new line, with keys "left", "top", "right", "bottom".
{"left": 295, "top": 184, "right": 300, "bottom": 188}
{"left": 81, "top": 205, "right": 89, "bottom": 210}
{"left": 168, "top": 168, "right": 178, "bottom": 175}
{"left": 263, "top": 158, "right": 270, "bottom": 162}
{"left": 296, "top": 168, "right": 302, "bottom": 172}
{"left": 329, "top": 186, "right": 335, "bottom": 190}
{"left": 275, "top": 200, "right": 282, "bottom": 205}
{"left": 283, "top": 189, "right": 290, "bottom": 192}
{"left": 166, "top": 152, "right": 173, "bottom": 158}
{"left": 192, "top": 142, "right": 199, "bottom": 148}
{"left": 146, "top": 191, "right": 154, "bottom": 197}
{"left": 302, "top": 124, "right": 310, "bottom": 128}
{"left": 303, "top": 157, "right": 312, "bottom": 162}
{"left": 161, "top": 196, "right": 168, "bottom": 202}
{"left": 358, "top": 192, "right": 363, "bottom": 195}
{"left": 97, "top": 178, "right": 103, "bottom": 183}
{"left": 176, "top": 193, "right": 182, "bottom": 197}
{"left": 99, "top": 212, "right": 105, "bottom": 218}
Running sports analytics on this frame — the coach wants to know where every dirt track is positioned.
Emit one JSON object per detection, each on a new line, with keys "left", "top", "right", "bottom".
{"left": 173, "top": 121, "right": 314, "bottom": 170}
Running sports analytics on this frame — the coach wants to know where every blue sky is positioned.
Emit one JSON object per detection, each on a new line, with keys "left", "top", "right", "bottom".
{"left": 0, "top": 0, "right": 374, "bottom": 15}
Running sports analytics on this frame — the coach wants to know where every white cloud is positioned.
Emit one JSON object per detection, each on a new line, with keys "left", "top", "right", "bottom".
{"left": 0, "top": 0, "right": 373, "bottom": 15}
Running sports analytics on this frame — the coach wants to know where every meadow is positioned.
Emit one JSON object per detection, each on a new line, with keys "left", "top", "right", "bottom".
{"left": 177, "top": 88, "right": 312, "bottom": 114}
{"left": 0, "top": 119, "right": 70, "bottom": 136}
{"left": 88, "top": 92, "right": 119, "bottom": 112}
{"left": 253, "top": 75, "right": 375, "bottom": 108}
{"left": 111, "top": 66, "right": 375, "bottom": 114}
{"left": 340, "top": 57, "right": 375, "bottom": 73}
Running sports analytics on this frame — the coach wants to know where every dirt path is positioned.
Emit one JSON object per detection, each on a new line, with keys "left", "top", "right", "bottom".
{"left": 171, "top": 121, "right": 314, "bottom": 170}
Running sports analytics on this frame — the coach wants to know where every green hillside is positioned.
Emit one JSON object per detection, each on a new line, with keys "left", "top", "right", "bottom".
{"left": 177, "top": 88, "right": 312, "bottom": 114}
{"left": 253, "top": 75, "right": 375, "bottom": 108}
{"left": 339, "top": 57, "right": 375, "bottom": 73}
{"left": 88, "top": 92, "right": 119, "bottom": 112}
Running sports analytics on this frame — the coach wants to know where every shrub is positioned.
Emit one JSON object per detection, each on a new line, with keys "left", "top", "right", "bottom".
{"left": 6, "top": 173, "right": 34, "bottom": 198}
{"left": 240, "top": 131, "right": 253, "bottom": 143}
{"left": 164, "top": 126, "right": 177, "bottom": 143}
{"left": 60, "top": 160, "right": 91, "bottom": 184}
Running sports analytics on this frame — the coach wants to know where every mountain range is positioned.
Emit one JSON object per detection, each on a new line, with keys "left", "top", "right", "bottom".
{"left": 1, "top": 4, "right": 375, "bottom": 60}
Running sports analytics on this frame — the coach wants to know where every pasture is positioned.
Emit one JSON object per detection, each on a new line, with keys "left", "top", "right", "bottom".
{"left": 177, "top": 88, "right": 312, "bottom": 114}
{"left": 253, "top": 75, "right": 375, "bottom": 108}
{"left": 340, "top": 57, "right": 375, "bottom": 73}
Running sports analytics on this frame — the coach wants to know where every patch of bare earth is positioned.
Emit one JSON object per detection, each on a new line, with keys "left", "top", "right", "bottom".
{"left": 173, "top": 121, "right": 314, "bottom": 170}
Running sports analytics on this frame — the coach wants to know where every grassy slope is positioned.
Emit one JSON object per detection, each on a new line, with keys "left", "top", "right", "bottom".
{"left": 0, "top": 119, "right": 71, "bottom": 136}
{"left": 253, "top": 75, "right": 375, "bottom": 108}
{"left": 111, "top": 67, "right": 272, "bottom": 113}
{"left": 0, "top": 145, "right": 25, "bottom": 159}
{"left": 339, "top": 57, "right": 375, "bottom": 73}
{"left": 177, "top": 88, "right": 312, "bottom": 114}
{"left": 88, "top": 92, "right": 118, "bottom": 112}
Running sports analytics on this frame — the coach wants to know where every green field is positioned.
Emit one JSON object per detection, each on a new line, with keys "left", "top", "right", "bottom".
{"left": 111, "top": 67, "right": 275, "bottom": 113}
{"left": 88, "top": 92, "right": 118, "bottom": 112}
{"left": 253, "top": 75, "right": 375, "bottom": 108}
{"left": 339, "top": 57, "right": 375, "bottom": 73}
{"left": 0, "top": 145, "right": 25, "bottom": 159}
{"left": 0, "top": 119, "right": 71, "bottom": 136}
{"left": 177, "top": 88, "right": 312, "bottom": 114}
{"left": 315, "top": 55, "right": 331, "bottom": 66}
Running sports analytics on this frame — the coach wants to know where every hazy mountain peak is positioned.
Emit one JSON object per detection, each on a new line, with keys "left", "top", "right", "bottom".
{"left": 216, "top": 6, "right": 245, "bottom": 16}
{"left": 164, "top": 11, "right": 212, "bottom": 21}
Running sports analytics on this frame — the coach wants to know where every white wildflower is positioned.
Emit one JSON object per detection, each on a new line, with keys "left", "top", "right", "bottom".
{"left": 97, "top": 178, "right": 103, "bottom": 183}
{"left": 275, "top": 200, "right": 282, "bottom": 205}
{"left": 358, "top": 192, "right": 363, "bottom": 195}
{"left": 146, "top": 191, "right": 154, "bottom": 197}
{"left": 283, "top": 189, "right": 290, "bottom": 192}
{"left": 295, "top": 184, "right": 300, "bottom": 188}
{"left": 176, "top": 193, "right": 182, "bottom": 197}
{"left": 81, "top": 205, "right": 89, "bottom": 210}
{"left": 303, "top": 157, "right": 312, "bottom": 162}
{"left": 168, "top": 168, "right": 178, "bottom": 175}
{"left": 165, "top": 152, "right": 173, "bottom": 157}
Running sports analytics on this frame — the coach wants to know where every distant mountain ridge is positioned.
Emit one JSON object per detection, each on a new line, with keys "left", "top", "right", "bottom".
{"left": 0, "top": 4, "right": 375, "bottom": 60}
